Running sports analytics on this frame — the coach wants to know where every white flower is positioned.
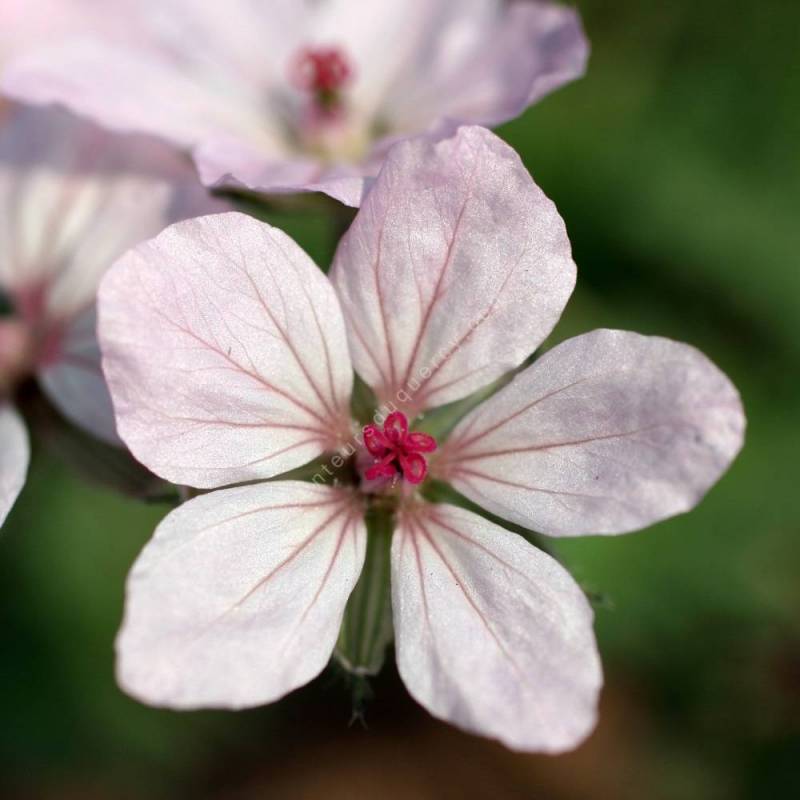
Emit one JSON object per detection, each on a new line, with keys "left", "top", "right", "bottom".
{"left": 97, "top": 126, "right": 744, "bottom": 751}
{"left": 3, "top": 0, "right": 588, "bottom": 206}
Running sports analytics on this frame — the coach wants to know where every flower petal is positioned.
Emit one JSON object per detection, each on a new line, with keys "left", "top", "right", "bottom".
{"left": 438, "top": 330, "right": 746, "bottom": 537}
{"left": 98, "top": 212, "right": 354, "bottom": 489}
{"left": 117, "top": 481, "right": 366, "bottom": 709}
{"left": 0, "top": 105, "right": 223, "bottom": 449}
{"left": 0, "top": 404, "right": 29, "bottom": 528}
{"left": 310, "top": 1, "right": 586, "bottom": 131}
{"left": 353, "top": 0, "right": 588, "bottom": 130}
{"left": 193, "top": 138, "right": 318, "bottom": 191}
{"left": 193, "top": 137, "right": 371, "bottom": 207}
{"left": 0, "top": 0, "right": 126, "bottom": 72}
{"left": 455, "top": 0, "right": 588, "bottom": 123}
{"left": 37, "top": 307, "right": 119, "bottom": 445}
{"left": 4, "top": 41, "right": 240, "bottom": 149}
{"left": 393, "top": 502, "right": 601, "bottom": 752}
{"left": 1, "top": 1, "right": 304, "bottom": 151}
{"left": 330, "top": 125, "right": 575, "bottom": 413}
{"left": 0, "top": 104, "right": 224, "bottom": 321}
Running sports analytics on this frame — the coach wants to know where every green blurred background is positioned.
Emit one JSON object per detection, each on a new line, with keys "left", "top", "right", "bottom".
{"left": 2, "top": 1, "right": 798, "bottom": 797}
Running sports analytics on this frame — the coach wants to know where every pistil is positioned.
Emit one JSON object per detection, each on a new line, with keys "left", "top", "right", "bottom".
{"left": 290, "top": 46, "right": 353, "bottom": 115}
{"left": 362, "top": 411, "right": 437, "bottom": 486}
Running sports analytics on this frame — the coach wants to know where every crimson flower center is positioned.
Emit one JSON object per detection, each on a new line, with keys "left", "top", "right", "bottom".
{"left": 362, "top": 411, "right": 437, "bottom": 486}
{"left": 289, "top": 46, "right": 353, "bottom": 111}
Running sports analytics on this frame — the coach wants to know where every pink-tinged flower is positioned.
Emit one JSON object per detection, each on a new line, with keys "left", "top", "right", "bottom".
{"left": 0, "top": 104, "right": 225, "bottom": 527}
{"left": 98, "top": 126, "right": 744, "bottom": 751}
{"left": 2, "top": 0, "right": 588, "bottom": 207}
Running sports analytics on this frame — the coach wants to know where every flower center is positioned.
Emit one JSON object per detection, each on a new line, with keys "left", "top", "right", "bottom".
{"left": 290, "top": 46, "right": 353, "bottom": 114}
{"left": 286, "top": 45, "right": 371, "bottom": 163}
{"left": 362, "top": 411, "right": 437, "bottom": 486}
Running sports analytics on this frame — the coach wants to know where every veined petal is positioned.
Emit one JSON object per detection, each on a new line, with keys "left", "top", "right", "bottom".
{"left": 0, "top": 404, "right": 29, "bottom": 528}
{"left": 117, "top": 482, "right": 366, "bottom": 709}
{"left": 98, "top": 212, "right": 354, "bottom": 489}
{"left": 330, "top": 126, "right": 575, "bottom": 412}
{"left": 37, "top": 307, "right": 119, "bottom": 445}
{"left": 393, "top": 502, "right": 601, "bottom": 753}
{"left": 438, "top": 330, "right": 746, "bottom": 537}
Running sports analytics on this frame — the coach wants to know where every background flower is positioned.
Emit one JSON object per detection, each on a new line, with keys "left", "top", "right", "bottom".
{"left": 1, "top": 0, "right": 587, "bottom": 205}
{"left": 0, "top": 104, "right": 225, "bottom": 525}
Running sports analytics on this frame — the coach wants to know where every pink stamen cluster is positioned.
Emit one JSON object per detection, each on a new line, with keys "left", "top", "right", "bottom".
{"left": 362, "top": 411, "right": 437, "bottom": 485}
{"left": 290, "top": 46, "right": 353, "bottom": 97}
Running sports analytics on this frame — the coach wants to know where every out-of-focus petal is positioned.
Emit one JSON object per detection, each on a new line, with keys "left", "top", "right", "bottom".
{"left": 0, "top": 104, "right": 225, "bottom": 321}
{"left": 389, "top": 1, "right": 588, "bottom": 129}
{"left": 439, "top": 330, "right": 746, "bottom": 537}
{"left": 330, "top": 125, "right": 575, "bottom": 412}
{"left": 135, "top": 0, "right": 308, "bottom": 85}
{"left": 0, "top": 403, "right": 29, "bottom": 528}
{"left": 193, "top": 138, "right": 319, "bottom": 191}
{"left": 37, "top": 307, "right": 118, "bottom": 445}
{"left": 0, "top": 0, "right": 126, "bottom": 73}
{"left": 1, "top": 0, "right": 306, "bottom": 151}
{"left": 3, "top": 40, "right": 270, "bottom": 151}
{"left": 393, "top": 502, "right": 601, "bottom": 752}
{"left": 117, "top": 482, "right": 366, "bottom": 709}
{"left": 515, "top": 2, "right": 589, "bottom": 108}
{"left": 99, "top": 212, "right": 354, "bottom": 489}
{"left": 315, "top": 1, "right": 587, "bottom": 130}
{"left": 3, "top": 2, "right": 586, "bottom": 206}
{"left": 193, "top": 137, "right": 370, "bottom": 207}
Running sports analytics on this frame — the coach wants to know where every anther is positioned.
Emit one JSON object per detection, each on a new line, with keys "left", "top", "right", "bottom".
{"left": 362, "top": 411, "right": 436, "bottom": 485}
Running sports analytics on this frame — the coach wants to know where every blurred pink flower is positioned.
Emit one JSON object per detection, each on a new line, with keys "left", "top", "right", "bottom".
{"left": 98, "top": 125, "right": 745, "bottom": 751}
{"left": 2, "top": 0, "right": 588, "bottom": 206}
{"left": 0, "top": 104, "right": 225, "bottom": 527}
